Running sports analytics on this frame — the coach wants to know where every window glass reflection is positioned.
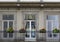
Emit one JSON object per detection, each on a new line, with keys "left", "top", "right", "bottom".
{"left": 31, "top": 22, "right": 35, "bottom": 29}
{"left": 3, "top": 15, "right": 14, "bottom": 20}
{"left": 47, "top": 15, "right": 58, "bottom": 20}
{"left": 25, "top": 22, "right": 29, "bottom": 29}
{"left": 3, "top": 21, "right": 8, "bottom": 38}
{"left": 25, "top": 14, "right": 35, "bottom": 20}
{"left": 9, "top": 21, "right": 13, "bottom": 38}
{"left": 48, "top": 33, "right": 52, "bottom": 37}
{"left": 25, "top": 31, "right": 30, "bottom": 37}
{"left": 31, "top": 31, "right": 35, "bottom": 38}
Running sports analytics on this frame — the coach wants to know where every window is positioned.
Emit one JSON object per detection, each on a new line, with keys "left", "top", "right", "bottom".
{"left": 46, "top": 15, "right": 59, "bottom": 39}
{"left": 9, "top": 21, "right": 13, "bottom": 38}
{"left": 3, "top": 21, "right": 8, "bottom": 38}
{"left": 31, "top": 31, "right": 35, "bottom": 38}
{"left": 3, "top": 15, "right": 14, "bottom": 20}
{"left": 31, "top": 22, "right": 35, "bottom": 29}
{"left": 25, "top": 14, "right": 35, "bottom": 20}
{"left": 25, "top": 22, "right": 29, "bottom": 29}
{"left": 47, "top": 15, "right": 58, "bottom": 20}
{"left": 25, "top": 14, "right": 36, "bottom": 40}
{"left": 3, "top": 21, "right": 13, "bottom": 38}
{"left": 2, "top": 14, "right": 14, "bottom": 38}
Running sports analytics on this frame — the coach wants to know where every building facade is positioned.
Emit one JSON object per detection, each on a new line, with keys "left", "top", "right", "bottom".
{"left": 0, "top": 2, "right": 60, "bottom": 42}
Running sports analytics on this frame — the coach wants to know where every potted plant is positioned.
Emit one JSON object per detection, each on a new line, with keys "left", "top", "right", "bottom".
{"left": 53, "top": 28, "right": 59, "bottom": 33}
{"left": 19, "top": 28, "right": 26, "bottom": 33}
{"left": 19, "top": 28, "right": 26, "bottom": 39}
{"left": 53, "top": 28, "right": 60, "bottom": 37}
{"left": 38, "top": 28, "right": 46, "bottom": 39}
{"left": 6, "top": 27, "right": 14, "bottom": 33}
{"left": 40, "top": 28, "right": 46, "bottom": 33}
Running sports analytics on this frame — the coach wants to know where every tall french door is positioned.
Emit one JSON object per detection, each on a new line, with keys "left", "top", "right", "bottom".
{"left": 25, "top": 20, "right": 36, "bottom": 40}
{"left": 2, "top": 14, "right": 14, "bottom": 39}
{"left": 2, "top": 21, "right": 14, "bottom": 39}
{"left": 24, "top": 14, "right": 36, "bottom": 41}
{"left": 46, "top": 15, "right": 59, "bottom": 39}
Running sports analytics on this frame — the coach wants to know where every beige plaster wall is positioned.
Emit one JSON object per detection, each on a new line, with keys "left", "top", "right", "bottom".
{"left": 16, "top": 10, "right": 23, "bottom": 31}
{"left": 0, "top": 8, "right": 60, "bottom": 39}
{"left": 38, "top": 10, "right": 45, "bottom": 30}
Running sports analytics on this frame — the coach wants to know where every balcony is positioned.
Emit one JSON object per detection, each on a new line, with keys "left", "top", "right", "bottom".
{"left": 0, "top": 31, "right": 59, "bottom": 42}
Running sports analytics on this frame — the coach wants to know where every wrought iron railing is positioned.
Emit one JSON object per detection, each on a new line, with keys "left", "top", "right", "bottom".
{"left": 0, "top": 31, "right": 60, "bottom": 42}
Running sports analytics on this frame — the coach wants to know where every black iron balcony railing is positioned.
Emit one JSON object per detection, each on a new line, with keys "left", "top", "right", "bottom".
{"left": 0, "top": 31, "right": 59, "bottom": 42}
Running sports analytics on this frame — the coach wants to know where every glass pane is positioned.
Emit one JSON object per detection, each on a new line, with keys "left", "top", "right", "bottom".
{"left": 48, "top": 21, "right": 52, "bottom": 31}
{"left": 47, "top": 21, "right": 52, "bottom": 38}
{"left": 9, "top": 33, "right": 13, "bottom": 38}
{"left": 28, "top": 14, "right": 33, "bottom": 20}
{"left": 25, "top": 15, "right": 28, "bottom": 20}
{"left": 31, "top": 31, "right": 35, "bottom": 38}
{"left": 3, "top": 21, "right": 8, "bottom": 38}
{"left": 8, "top": 15, "right": 14, "bottom": 20}
{"left": 25, "top": 31, "right": 30, "bottom": 38}
{"left": 53, "top": 21, "right": 58, "bottom": 29}
{"left": 9, "top": 21, "right": 13, "bottom": 38}
{"left": 25, "top": 14, "right": 35, "bottom": 20}
{"left": 48, "top": 33, "right": 52, "bottom": 37}
{"left": 47, "top": 15, "right": 56, "bottom": 20}
{"left": 31, "top": 22, "right": 35, "bottom": 29}
{"left": 9, "top": 21, "right": 13, "bottom": 28}
{"left": 25, "top": 22, "right": 29, "bottom": 29}
{"left": 3, "top": 15, "right": 14, "bottom": 20}
{"left": 28, "top": 14, "right": 35, "bottom": 20}
{"left": 53, "top": 21, "right": 59, "bottom": 38}
{"left": 53, "top": 33, "right": 58, "bottom": 37}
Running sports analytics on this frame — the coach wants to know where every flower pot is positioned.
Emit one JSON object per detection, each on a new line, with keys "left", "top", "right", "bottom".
{"left": 6, "top": 31, "right": 14, "bottom": 33}
{"left": 19, "top": 28, "right": 26, "bottom": 33}
{"left": 53, "top": 28, "right": 60, "bottom": 33}
{"left": 6, "top": 27, "right": 14, "bottom": 33}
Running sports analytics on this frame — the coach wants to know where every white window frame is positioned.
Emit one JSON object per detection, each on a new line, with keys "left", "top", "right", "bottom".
{"left": 25, "top": 20, "right": 36, "bottom": 41}
{"left": 46, "top": 15, "right": 59, "bottom": 39}
{"left": 2, "top": 20, "right": 15, "bottom": 39}
{"left": 2, "top": 13, "right": 15, "bottom": 39}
